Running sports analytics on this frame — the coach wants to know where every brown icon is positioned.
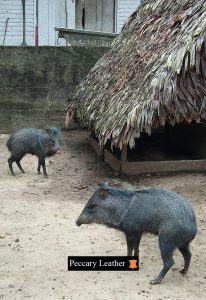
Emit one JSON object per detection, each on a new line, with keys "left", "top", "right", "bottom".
{"left": 129, "top": 259, "right": 138, "bottom": 269}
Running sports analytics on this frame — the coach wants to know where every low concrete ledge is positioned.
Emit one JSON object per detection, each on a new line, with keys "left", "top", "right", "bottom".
{"left": 55, "top": 28, "right": 117, "bottom": 47}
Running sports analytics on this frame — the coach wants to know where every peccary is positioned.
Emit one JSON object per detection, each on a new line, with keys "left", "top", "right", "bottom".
{"left": 6, "top": 128, "right": 60, "bottom": 176}
{"left": 76, "top": 183, "right": 197, "bottom": 284}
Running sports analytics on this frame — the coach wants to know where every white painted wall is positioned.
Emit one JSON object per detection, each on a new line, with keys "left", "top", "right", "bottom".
{"left": 38, "top": 0, "right": 57, "bottom": 45}
{"left": 0, "top": 0, "right": 34, "bottom": 45}
{"left": 55, "top": 0, "right": 75, "bottom": 45}
{"left": 0, "top": 0, "right": 140, "bottom": 45}
{"left": 117, "top": 0, "right": 140, "bottom": 33}
{"left": 67, "top": 0, "right": 75, "bottom": 29}
{"left": 0, "top": 0, "right": 75, "bottom": 46}
{"left": 39, "top": 0, "right": 75, "bottom": 46}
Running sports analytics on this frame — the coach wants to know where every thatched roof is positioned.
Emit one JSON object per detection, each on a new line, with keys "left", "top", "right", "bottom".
{"left": 66, "top": 0, "right": 206, "bottom": 149}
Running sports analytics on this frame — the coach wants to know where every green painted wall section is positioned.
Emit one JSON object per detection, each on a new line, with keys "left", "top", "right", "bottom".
{"left": 0, "top": 46, "right": 108, "bottom": 133}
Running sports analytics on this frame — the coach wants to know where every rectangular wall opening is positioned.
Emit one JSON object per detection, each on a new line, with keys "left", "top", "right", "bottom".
{"left": 75, "top": 0, "right": 116, "bottom": 32}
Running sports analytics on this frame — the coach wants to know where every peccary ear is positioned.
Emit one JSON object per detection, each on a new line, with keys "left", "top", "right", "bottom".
{"left": 46, "top": 129, "right": 52, "bottom": 136}
{"left": 98, "top": 182, "right": 109, "bottom": 187}
{"left": 99, "top": 188, "right": 108, "bottom": 200}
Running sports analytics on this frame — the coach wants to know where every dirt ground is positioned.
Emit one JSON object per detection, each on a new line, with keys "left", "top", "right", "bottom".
{"left": 0, "top": 130, "right": 206, "bottom": 300}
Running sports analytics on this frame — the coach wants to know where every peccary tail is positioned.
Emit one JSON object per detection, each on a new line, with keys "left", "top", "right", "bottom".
{"left": 6, "top": 136, "right": 12, "bottom": 152}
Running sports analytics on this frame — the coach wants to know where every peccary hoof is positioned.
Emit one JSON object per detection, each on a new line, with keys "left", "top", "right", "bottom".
{"left": 149, "top": 279, "right": 161, "bottom": 285}
{"left": 180, "top": 269, "right": 187, "bottom": 275}
{"left": 38, "top": 171, "right": 41, "bottom": 175}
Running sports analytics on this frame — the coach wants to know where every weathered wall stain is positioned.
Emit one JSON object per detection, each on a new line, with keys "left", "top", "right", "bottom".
{"left": 0, "top": 46, "right": 107, "bottom": 132}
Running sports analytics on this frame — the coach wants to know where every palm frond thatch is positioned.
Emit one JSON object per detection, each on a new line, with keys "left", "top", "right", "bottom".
{"left": 66, "top": 0, "right": 206, "bottom": 149}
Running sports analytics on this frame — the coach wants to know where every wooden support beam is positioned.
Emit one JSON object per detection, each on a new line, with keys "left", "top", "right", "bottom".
{"left": 104, "top": 149, "right": 121, "bottom": 172}
{"left": 121, "top": 144, "right": 127, "bottom": 163}
{"left": 88, "top": 136, "right": 103, "bottom": 157}
{"left": 121, "top": 160, "right": 206, "bottom": 175}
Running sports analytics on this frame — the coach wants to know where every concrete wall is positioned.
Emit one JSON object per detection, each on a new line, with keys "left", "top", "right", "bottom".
{"left": 0, "top": 46, "right": 107, "bottom": 133}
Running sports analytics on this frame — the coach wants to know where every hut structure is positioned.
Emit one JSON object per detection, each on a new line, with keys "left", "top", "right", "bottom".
{"left": 66, "top": 0, "right": 206, "bottom": 174}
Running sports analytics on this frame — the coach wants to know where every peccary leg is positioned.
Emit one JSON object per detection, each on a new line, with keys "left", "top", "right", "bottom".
{"left": 178, "top": 243, "right": 191, "bottom": 275}
{"left": 150, "top": 236, "right": 175, "bottom": 285}
{"left": 16, "top": 161, "right": 25, "bottom": 173}
{"left": 134, "top": 234, "right": 142, "bottom": 256}
{"left": 8, "top": 154, "right": 24, "bottom": 175}
{"left": 37, "top": 158, "right": 41, "bottom": 174}
{"left": 37, "top": 157, "right": 47, "bottom": 176}
{"left": 126, "top": 233, "right": 141, "bottom": 256}
{"left": 8, "top": 157, "right": 15, "bottom": 175}
{"left": 16, "top": 153, "right": 25, "bottom": 173}
{"left": 42, "top": 162, "right": 47, "bottom": 177}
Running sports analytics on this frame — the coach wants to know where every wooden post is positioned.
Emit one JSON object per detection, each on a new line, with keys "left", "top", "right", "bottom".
{"left": 21, "top": 0, "right": 27, "bottom": 46}
{"left": 35, "top": 0, "right": 39, "bottom": 46}
{"left": 121, "top": 144, "right": 127, "bottom": 163}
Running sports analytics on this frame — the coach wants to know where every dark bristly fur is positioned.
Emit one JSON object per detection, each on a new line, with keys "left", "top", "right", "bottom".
{"left": 76, "top": 183, "right": 197, "bottom": 284}
{"left": 6, "top": 128, "right": 60, "bottom": 176}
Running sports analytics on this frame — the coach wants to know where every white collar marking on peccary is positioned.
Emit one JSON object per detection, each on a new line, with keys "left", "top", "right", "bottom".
{"left": 38, "top": 132, "right": 45, "bottom": 152}
{"left": 114, "top": 195, "right": 137, "bottom": 227}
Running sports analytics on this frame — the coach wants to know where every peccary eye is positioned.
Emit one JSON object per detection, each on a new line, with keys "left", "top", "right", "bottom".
{"left": 89, "top": 204, "right": 97, "bottom": 210}
{"left": 50, "top": 140, "right": 55, "bottom": 145}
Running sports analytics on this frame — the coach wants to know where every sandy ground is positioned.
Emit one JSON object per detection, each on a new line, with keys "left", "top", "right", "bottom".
{"left": 0, "top": 130, "right": 206, "bottom": 300}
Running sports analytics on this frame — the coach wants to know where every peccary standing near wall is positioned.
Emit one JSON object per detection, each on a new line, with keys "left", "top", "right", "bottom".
{"left": 6, "top": 128, "right": 60, "bottom": 176}
{"left": 76, "top": 183, "right": 197, "bottom": 284}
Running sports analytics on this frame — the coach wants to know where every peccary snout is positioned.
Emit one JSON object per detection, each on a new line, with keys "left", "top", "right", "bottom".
{"left": 76, "top": 183, "right": 197, "bottom": 285}
{"left": 76, "top": 206, "right": 97, "bottom": 226}
{"left": 75, "top": 219, "right": 81, "bottom": 227}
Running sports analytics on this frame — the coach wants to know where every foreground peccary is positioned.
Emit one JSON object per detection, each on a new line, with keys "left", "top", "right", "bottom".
{"left": 6, "top": 128, "right": 60, "bottom": 176}
{"left": 76, "top": 183, "right": 197, "bottom": 284}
